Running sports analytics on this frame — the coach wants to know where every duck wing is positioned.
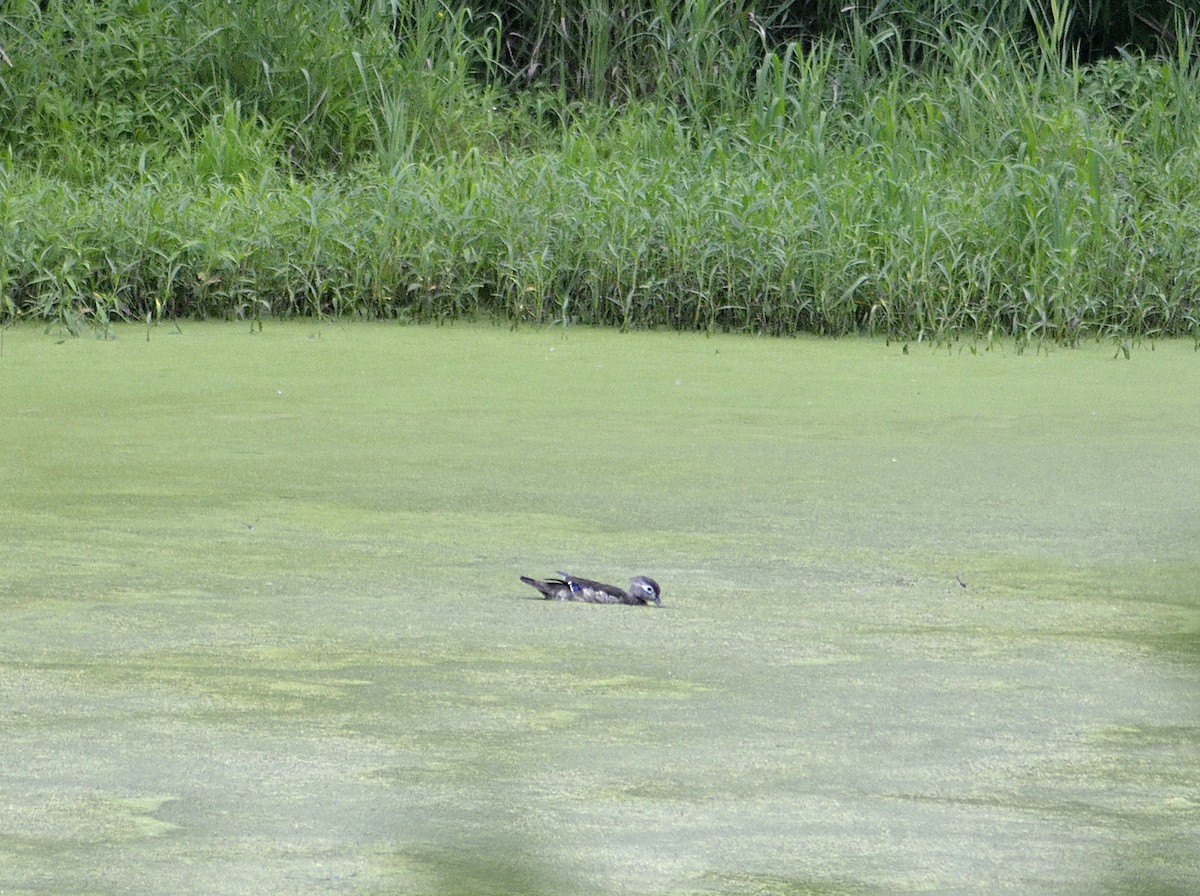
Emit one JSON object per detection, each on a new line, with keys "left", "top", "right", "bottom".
{"left": 555, "top": 572, "right": 635, "bottom": 604}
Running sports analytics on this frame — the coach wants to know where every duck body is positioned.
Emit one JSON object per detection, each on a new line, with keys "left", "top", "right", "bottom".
{"left": 520, "top": 572, "right": 662, "bottom": 606}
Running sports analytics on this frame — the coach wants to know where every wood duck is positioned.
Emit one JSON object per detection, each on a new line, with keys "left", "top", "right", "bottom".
{"left": 520, "top": 572, "right": 663, "bottom": 606}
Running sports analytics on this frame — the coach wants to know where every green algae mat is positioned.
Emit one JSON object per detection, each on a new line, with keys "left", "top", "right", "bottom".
{"left": 2, "top": 322, "right": 1198, "bottom": 895}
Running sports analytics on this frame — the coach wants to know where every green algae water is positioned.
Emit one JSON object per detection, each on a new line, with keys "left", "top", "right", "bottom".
{"left": 1, "top": 322, "right": 1198, "bottom": 895}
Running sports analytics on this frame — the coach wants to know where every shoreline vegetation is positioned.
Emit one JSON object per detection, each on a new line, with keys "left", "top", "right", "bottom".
{"left": 1, "top": 0, "right": 1197, "bottom": 343}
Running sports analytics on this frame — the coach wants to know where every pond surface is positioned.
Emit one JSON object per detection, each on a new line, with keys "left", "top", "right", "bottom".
{"left": 1, "top": 323, "right": 1198, "bottom": 895}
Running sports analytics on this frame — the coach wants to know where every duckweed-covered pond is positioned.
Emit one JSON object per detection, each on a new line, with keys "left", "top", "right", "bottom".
{"left": 2, "top": 323, "right": 1198, "bottom": 895}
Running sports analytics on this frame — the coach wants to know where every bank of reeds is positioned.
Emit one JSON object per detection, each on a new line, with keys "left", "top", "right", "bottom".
{"left": 1, "top": 0, "right": 1197, "bottom": 342}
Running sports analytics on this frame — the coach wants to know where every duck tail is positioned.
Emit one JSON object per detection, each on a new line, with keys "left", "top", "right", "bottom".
{"left": 520, "top": 576, "right": 552, "bottom": 598}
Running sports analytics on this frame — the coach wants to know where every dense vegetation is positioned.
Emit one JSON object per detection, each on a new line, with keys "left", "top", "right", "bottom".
{"left": 0, "top": 0, "right": 1197, "bottom": 341}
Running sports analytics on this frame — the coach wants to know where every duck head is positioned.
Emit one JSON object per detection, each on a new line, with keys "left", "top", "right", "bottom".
{"left": 629, "top": 576, "right": 663, "bottom": 606}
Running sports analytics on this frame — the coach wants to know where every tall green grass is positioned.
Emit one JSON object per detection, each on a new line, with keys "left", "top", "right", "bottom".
{"left": 0, "top": 0, "right": 1197, "bottom": 341}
